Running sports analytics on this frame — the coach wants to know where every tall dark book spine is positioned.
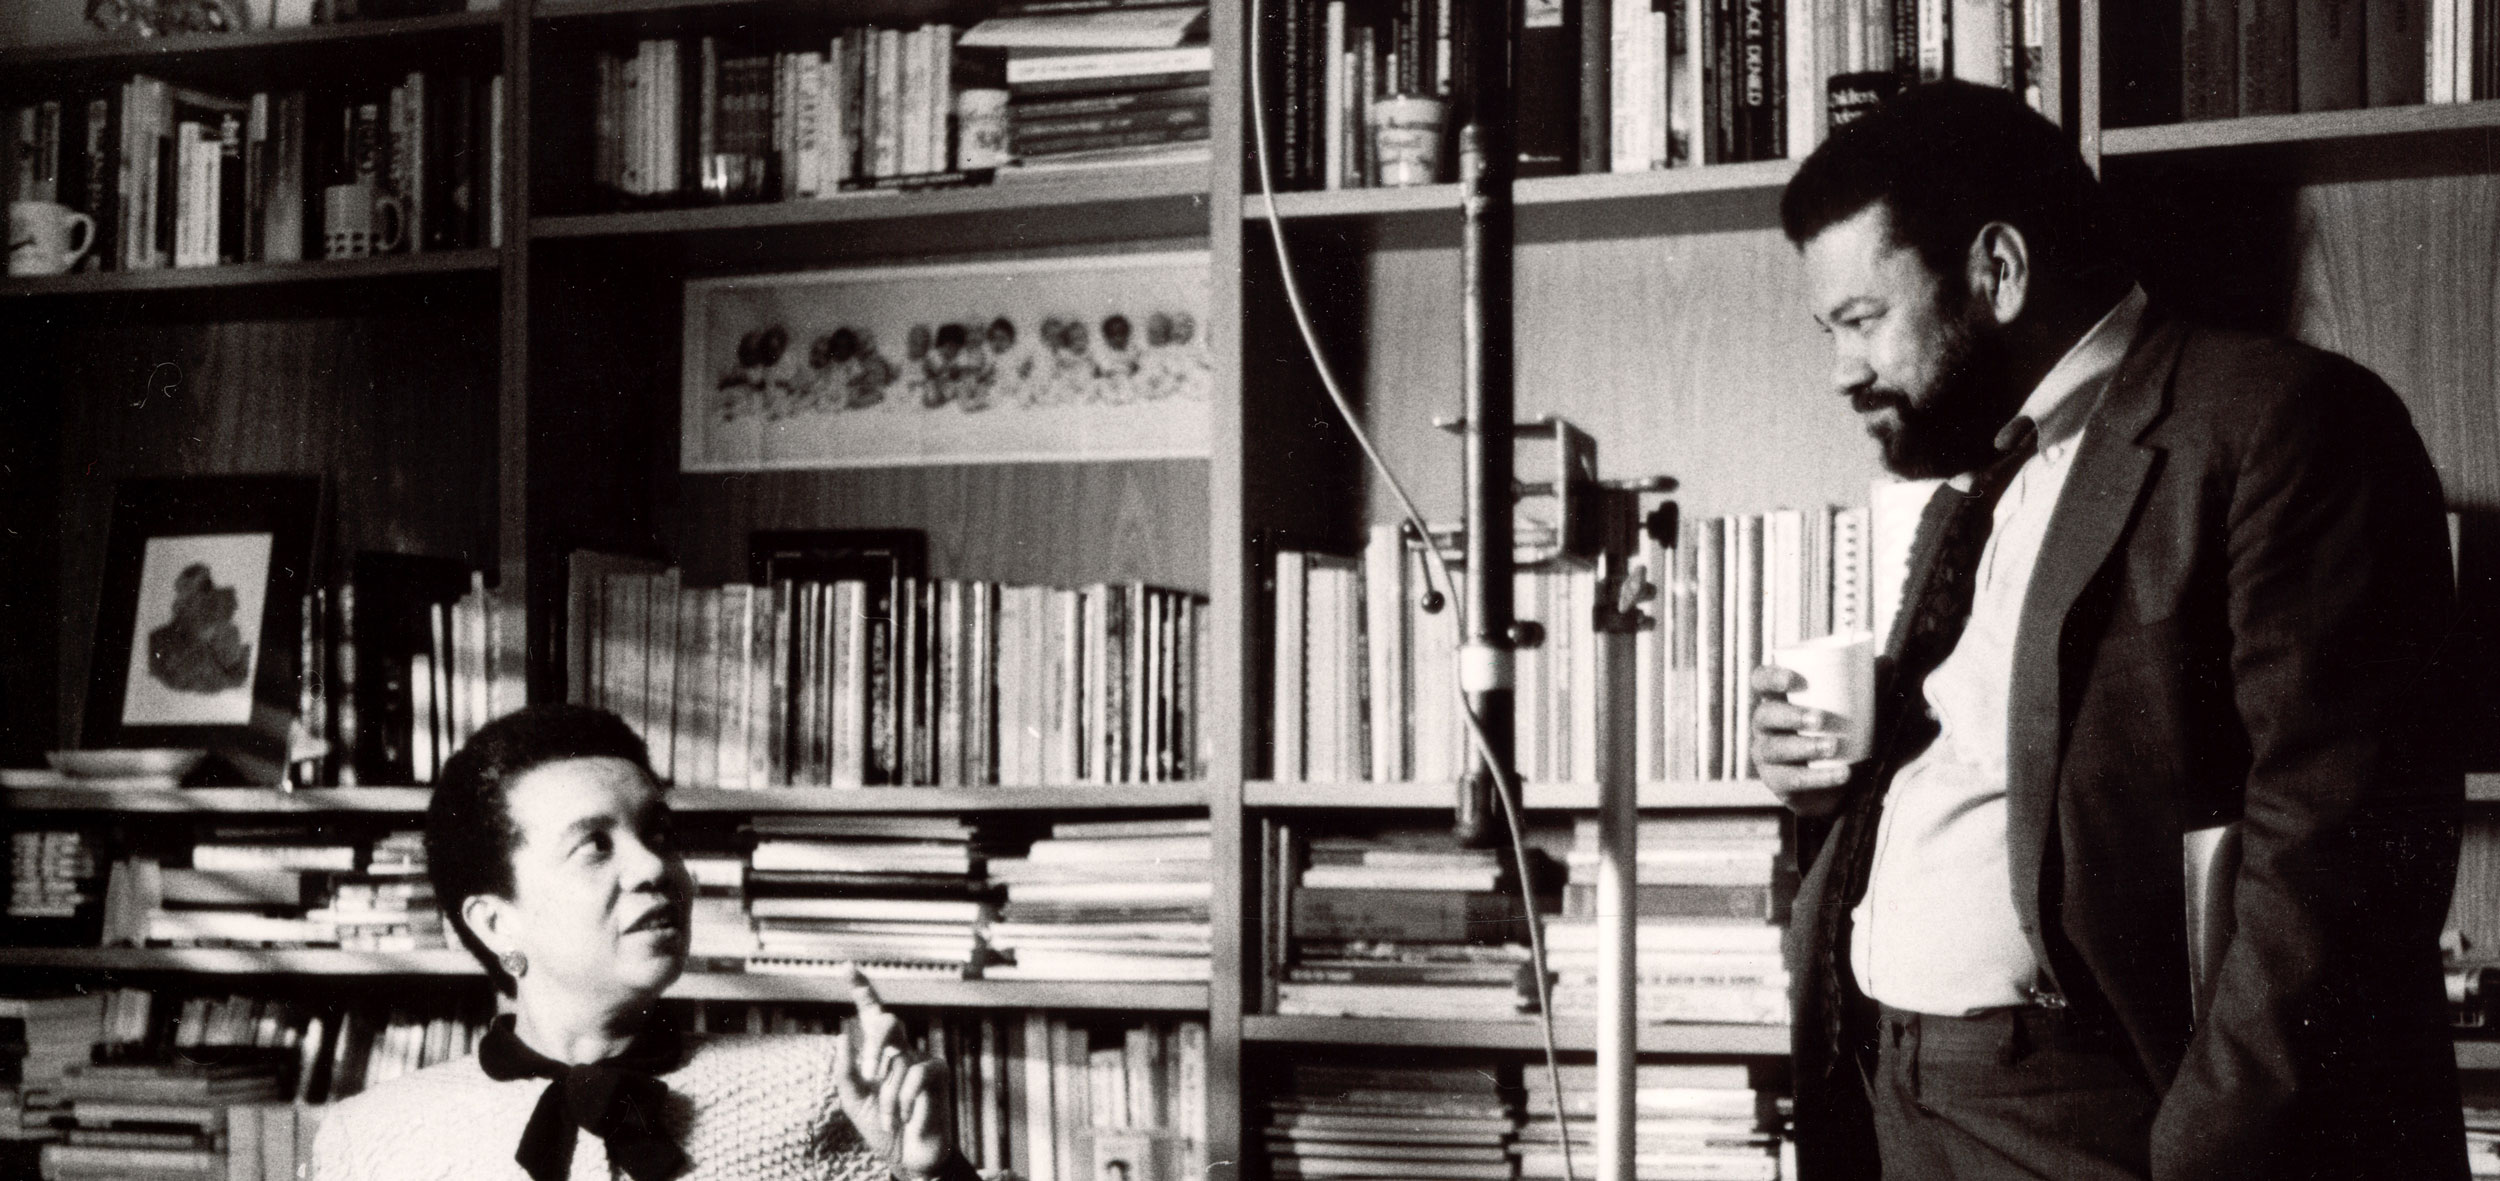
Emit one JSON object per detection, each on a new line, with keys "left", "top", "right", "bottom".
{"left": 2238, "top": 0, "right": 2297, "bottom": 112}
{"left": 1517, "top": 0, "right": 1581, "bottom": 175}
{"left": 78, "top": 90, "right": 119, "bottom": 272}
{"left": 2181, "top": 0, "right": 2241, "bottom": 118}
{"left": 1580, "top": 0, "right": 1611, "bottom": 171}
{"left": 2365, "top": 0, "right": 2428, "bottom": 102}
{"left": 216, "top": 111, "right": 245, "bottom": 264}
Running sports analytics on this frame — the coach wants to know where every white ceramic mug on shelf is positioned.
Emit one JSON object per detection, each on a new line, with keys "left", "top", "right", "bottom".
{"left": 9, "top": 200, "right": 96, "bottom": 276}
{"left": 322, "top": 183, "right": 405, "bottom": 259}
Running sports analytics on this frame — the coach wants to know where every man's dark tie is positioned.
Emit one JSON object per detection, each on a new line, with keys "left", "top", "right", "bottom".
{"left": 1815, "top": 416, "right": 2041, "bottom": 1070}
{"left": 477, "top": 1012, "right": 689, "bottom": 1181}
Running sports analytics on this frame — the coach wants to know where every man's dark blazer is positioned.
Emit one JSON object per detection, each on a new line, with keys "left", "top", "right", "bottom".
{"left": 1786, "top": 309, "right": 2469, "bottom": 1181}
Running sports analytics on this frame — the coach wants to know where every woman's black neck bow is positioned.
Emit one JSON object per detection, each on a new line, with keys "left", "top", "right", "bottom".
{"left": 477, "top": 1013, "right": 689, "bottom": 1181}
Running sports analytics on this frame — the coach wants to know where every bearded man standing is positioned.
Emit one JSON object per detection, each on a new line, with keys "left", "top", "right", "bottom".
{"left": 1752, "top": 81, "right": 2467, "bottom": 1180}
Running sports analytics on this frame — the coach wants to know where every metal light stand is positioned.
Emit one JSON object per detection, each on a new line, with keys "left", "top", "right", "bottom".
{"left": 1447, "top": 416, "right": 1674, "bottom": 1181}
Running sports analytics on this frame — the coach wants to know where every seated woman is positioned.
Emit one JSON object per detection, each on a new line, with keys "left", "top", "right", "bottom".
{"left": 315, "top": 705, "right": 976, "bottom": 1181}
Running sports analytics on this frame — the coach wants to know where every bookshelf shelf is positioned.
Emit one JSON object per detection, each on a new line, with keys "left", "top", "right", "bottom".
{"left": 0, "top": 248, "right": 501, "bottom": 298}
{"left": 0, "top": 11, "right": 503, "bottom": 69}
{"left": 0, "top": 783, "right": 1208, "bottom": 813}
{"left": 1241, "top": 159, "right": 1798, "bottom": 221}
{"left": 666, "top": 784, "right": 1212, "bottom": 812}
{"left": 0, "top": 786, "right": 434, "bottom": 812}
{"left": 669, "top": 974, "right": 1209, "bottom": 1011}
{"left": 2101, "top": 101, "right": 2500, "bottom": 157}
{"left": 1241, "top": 1014, "right": 1791, "bottom": 1056}
{"left": 0, "top": 948, "right": 1208, "bottom": 1010}
{"left": 529, "top": 162, "right": 1210, "bottom": 243}
{"left": 1244, "top": 779, "right": 1780, "bottom": 810}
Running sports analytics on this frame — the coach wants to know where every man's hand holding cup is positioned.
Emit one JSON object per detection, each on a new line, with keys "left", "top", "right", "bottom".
{"left": 1751, "top": 633, "right": 1876, "bottom": 817}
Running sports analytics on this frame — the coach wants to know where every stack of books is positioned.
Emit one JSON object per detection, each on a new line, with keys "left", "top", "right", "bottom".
{"left": 682, "top": 854, "right": 758, "bottom": 964}
{"left": 1274, "top": 833, "right": 1531, "bottom": 1019}
{"left": 0, "top": 994, "right": 108, "bottom": 1157}
{"left": 973, "top": 2, "right": 1213, "bottom": 173}
{"left": 1263, "top": 1063, "right": 1518, "bottom": 1181}
{"left": 743, "top": 815, "right": 995, "bottom": 978}
{"left": 7, "top": 830, "right": 99, "bottom": 921}
{"left": 1514, "top": 1063, "right": 1780, "bottom": 1181}
{"left": 118, "top": 831, "right": 356, "bottom": 949}
{"left": 985, "top": 818, "right": 1212, "bottom": 982}
{"left": 38, "top": 1057, "right": 288, "bottom": 1181}
{"left": 1542, "top": 816, "right": 1790, "bottom": 1027}
{"left": 968, "top": 3, "right": 1211, "bottom": 173}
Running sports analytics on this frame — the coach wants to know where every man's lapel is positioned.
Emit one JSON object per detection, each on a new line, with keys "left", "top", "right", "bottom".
{"left": 2003, "top": 312, "right": 2188, "bottom": 946}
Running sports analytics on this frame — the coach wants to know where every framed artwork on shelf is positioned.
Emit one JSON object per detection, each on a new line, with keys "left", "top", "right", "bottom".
{"left": 681, "top": 250, "right": 1213, "bottom": 471}
{"left": 83, "top": 475, "right": 323, "bottom": 785}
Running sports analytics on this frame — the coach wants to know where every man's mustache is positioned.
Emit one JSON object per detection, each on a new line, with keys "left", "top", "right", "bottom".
{"left": 1849, "top": 387, "right": 1909, "bottom": 415}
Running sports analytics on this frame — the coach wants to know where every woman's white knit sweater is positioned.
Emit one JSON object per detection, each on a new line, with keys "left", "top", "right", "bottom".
{"left": 312, "top": 1034, "right": 891, "bottom": 1181}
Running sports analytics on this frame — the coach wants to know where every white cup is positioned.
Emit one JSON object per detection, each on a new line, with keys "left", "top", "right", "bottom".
{"left": 1769, "top": 631, "right": 1877, "bottom": 768}
{"left": 323, "top": 183, "right": 404, "bottom": 259}
{"left": 1369, "top": 95, "right": 1447, "bottom": 186}
{"left": 10, "top": 200, "right": 96, "bottom": 276}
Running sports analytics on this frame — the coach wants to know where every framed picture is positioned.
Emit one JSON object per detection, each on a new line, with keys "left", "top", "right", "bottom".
{"left": 84, "top": 476, "right": 322, "bottom": 782}
{"left": 681, "top": 250, "right": 1212, "bottom": 471}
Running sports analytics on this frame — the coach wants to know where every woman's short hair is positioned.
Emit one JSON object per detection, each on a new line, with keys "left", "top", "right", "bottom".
{"left": 425, "top": 704, "right": 655, "bottom": 993}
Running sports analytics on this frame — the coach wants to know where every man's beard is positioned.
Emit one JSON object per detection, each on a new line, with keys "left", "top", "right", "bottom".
{"left": 1857, "top": 304, "right": 2018, "bottom": 480}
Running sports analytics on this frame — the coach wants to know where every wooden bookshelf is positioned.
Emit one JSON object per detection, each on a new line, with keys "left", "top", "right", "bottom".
{"left": 1243, "top": 158, "right": 1798, "bottom": 221}
{"left": 1244, "top": 779, "right": 1780, "bottom": 809}
{"left": 530, "top": 161, "right": 1210, "bottom": 242}
{"left": 668, "top": 784, "right": 1211, "bottom": 812}
{"left": 0, "top": 249, "right": 501, "bottom": 299}
{"left": 0, "top": 948, "right": 1209, "bottom": 1010}
{"left": 2101, "top": 100, "right": 2500, "bottom": 157}
{"left": 0, "top": 783, "right": 1207, "bottom": 813}
{"left": 0, "top": 786, "right": 435, "bottom": 813}
{"left": 1241, "top": 1014, "right": 1792, "bottom": 1056}
{"left": 0, "top": 10, "right": 500, "bottom": 68}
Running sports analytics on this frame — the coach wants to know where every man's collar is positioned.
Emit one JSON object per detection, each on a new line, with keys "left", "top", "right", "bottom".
{"left": 2015, "top": 283, "right": 2149, "bottom": 451}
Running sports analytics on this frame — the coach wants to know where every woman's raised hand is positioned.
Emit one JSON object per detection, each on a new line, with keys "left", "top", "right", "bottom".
{"left": 833, "top": 968, "right": 955, "bottom": 1181}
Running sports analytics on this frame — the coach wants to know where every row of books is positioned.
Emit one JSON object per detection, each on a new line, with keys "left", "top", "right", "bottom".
{"left": 571, "top": 556, "right": 1209, "bottom": 790}
{"left": 0, "top": 73, "right": 504, "bottom": 275}
{"left": 292, "top": 555, "right": 525, "bottom": 788}
{"left": 1264, "top": 828, "right": 1536, "bottom": 1020}
{"left": 674, "top": 1003, "right": 1207, "bottom": 1181}
{"left": 2181, "top": 0, "right": 2467, "bottom": 119}
{"left": 1274, "top": 505, "right": 1878, "bottom": 786}
{"left": 220, "top": 0, "right": 486, "bottom": 29}
{"left": 96, "top": 830, "right": 439, "bottom": 952}
{"left": 985, "top": 818, "right": 1213, "bottom": 983}
{"left": 1259, "top": 0, "right": 2050, "bottom": 192}
{"left": 1, "top": 988, "right": 480, "bottom": 1181}
{"left": 590, "top": 29, "right": 970, "bottom": 205}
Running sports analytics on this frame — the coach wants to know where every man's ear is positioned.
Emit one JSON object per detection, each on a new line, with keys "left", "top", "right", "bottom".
{"left": 1968, "top": 222, "right": 2031, "bottom": 325}
{"left": 463, "top": 892, "right": 519, "bottom": 958}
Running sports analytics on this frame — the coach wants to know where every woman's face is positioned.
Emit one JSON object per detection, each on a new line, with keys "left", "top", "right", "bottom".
{"left": 495, "top": 756, "right": 692, "bottom": 1007}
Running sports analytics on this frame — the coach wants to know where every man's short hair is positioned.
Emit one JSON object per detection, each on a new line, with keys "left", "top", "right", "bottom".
{"left": 1781, "top": 80, "right": 2117, "bottom": 292}
{"left": 424, "top": 704, "right": 655, "bottom": 993}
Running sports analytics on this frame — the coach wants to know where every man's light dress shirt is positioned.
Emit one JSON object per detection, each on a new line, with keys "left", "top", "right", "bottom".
{"left": 1850, "top": 285, "right": 2150, "bottom": 1016}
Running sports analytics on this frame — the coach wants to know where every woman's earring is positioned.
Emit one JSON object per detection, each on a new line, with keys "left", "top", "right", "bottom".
{"left": 499, "top": 950, "right": 528, "bottom": 979}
